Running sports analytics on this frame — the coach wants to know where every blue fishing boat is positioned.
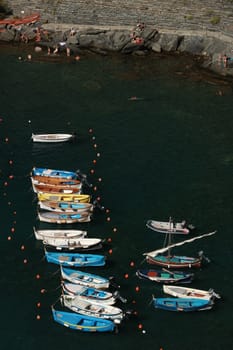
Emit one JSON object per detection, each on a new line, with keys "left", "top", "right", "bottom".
{"left": 32, "top": 167, "right": 78, "bottom": 179}
{"left": 51, "top": 306, "right": 116, "bottom": 332}
{"left": 153, "top": 297, "right": 213, "bottom": 312}
{"left": 45, "top": 251, "right": 106, "bottom": 267}
{"left": 136, "top": 269, "right": 194, "bottom": 284}
{"left": 61, "top": 266, "right": 110, "bottom": 289}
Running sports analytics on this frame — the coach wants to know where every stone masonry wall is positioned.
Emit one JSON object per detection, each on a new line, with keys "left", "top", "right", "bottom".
{"left": 4, "top": 0, "right": 233, "bottom": 34}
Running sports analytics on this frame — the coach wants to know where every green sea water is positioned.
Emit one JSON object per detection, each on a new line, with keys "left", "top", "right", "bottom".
{"left": 0, "top": 44, "right": 233, "bottom": 350}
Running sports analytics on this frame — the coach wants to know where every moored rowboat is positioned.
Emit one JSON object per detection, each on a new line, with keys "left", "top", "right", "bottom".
{"left": 61, "top": 266, "right": 110, "bottom": 289}
{"left": 33, "top": 227, "right": 87, "bottom": 240}
{"left": 31, "top": 167, "right": 79, "bottom": 180}
{"left": 61, "top": 282, "right": 117, "bottom": 304}
{"left": 31, "top": 133, "right": 74, "bottom": 143}
{"left": 153, "top": 297, "right": 213, "bottom": 312}
{"left": 37, "top": 193, "right": 91, "bottom": 203}
{"left": 60, "top": 295, "right": 124, "bottom": 323}
{"left": 43, "top": 237, "right": 103, "bottom": 251}
{"left": 38, "top": 200, "right": 93, "bottom": 213}
{"left": 31, "top": 174, "right": 81, "bottom": 186}
{"left": 163, "top": 285, "right": 221, "bottom": 300}
{"left": 45, "top": 251, "right": 106, "bottom": 267}
{"left": 136, "top": 269, "right": 194, "bottom": 284}
{"left": 38, "top": 210, "right": 91, "bottom": 223}
{"left": 33, "top": 183, "right": 82, "bottom": 194}
{"left": 51, "top": 306, "right": 116, "bottom": 332}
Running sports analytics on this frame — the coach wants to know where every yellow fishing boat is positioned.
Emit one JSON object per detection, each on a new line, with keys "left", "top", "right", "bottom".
{"left": 37, "top": 193, "right": 91, "bottom": 203}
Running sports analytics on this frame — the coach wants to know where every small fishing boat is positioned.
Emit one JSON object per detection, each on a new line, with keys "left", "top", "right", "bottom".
{"left": 37, "top": 193, "right": 91, "bottom": 203}
{"left": 43, "top": 237, "right": 103, "bottom": 251}
{"left": 31, "top": 174, "right": 81, "bottom": 186}
{"left": 153, "top": 297, "right": 213, "bottom": 312}
{"left": 51, "top": 306, "right": 116, "bottom": 332}
{"left": 0, "top": 13, "right": 40, "bottom": 25}
{"left": 146, "top": 217, "right": 195, "bottom": 235}
{"left": 33, "top": 183, "right": 82, "bottom": 194}
{"left": 31, "top": 167, "right": 79, "bottom": 180}
{"left": 163, "top": 285, "right": 221, "bottom": 300}
{"left": 61, "top": 266, "right": 110, "bottom": 289}
{"left": 31, "top": 133, "right": 74, "bottom": 143}
{"left": 136, "top": 268, "right": 194, "bottom": 284}
{"left": 38, "top": 210, "right": 91, "bottom": 223}
{"left": 143, "top": 231, "right": 216, "bottom": 269}
{"left": 45, "top": 251, "right": 106, "bottom": 267}
{"left": 61, "top": 282, "right": 118, "bottom": 304}
{"left": 60, "top": 295, "right": 124, "bottom": 323}
{"left": 33, "top": 227, "right": 87, "bottom": 240}
{"left": 38, "top": 200, "right": 93, "bottom": 213}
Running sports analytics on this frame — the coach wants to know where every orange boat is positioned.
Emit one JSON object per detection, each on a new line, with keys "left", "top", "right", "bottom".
{"left": 31, "top": 175, "right": 81, "bottom": 186}
{"left": 0, "top": 13, "right": 40, "bottom": 25}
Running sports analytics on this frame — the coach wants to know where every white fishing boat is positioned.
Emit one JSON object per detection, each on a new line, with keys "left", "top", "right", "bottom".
{"left": 163, "top": 285, "right": 221, "bottom": 301}
{"left": 60, "top": 295, "right": 124, "bottom": 323}
{"left": 43, "top": 237, "right": 103, "bottom": 251}
{"left": 61, "top": 282, "right": 118, "bottom": 304}
{"left": 61, "top": 266, "right": 110, "bottom": 289}
{"left": 31, "top": 133, "right": 74, "bottom": 143}
{"left": 146, "top": 217, "right": 195, "bottom": 235}
{"left": 37, "top": 210, "right": 91, "bottom": 224}
{"left": 33, "top": 227, "right": 87, "bottom": 240}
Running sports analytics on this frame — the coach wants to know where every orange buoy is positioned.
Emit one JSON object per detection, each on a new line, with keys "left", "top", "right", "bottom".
{"left": 105, "top": 208, "right": 110, "bottom": 213}
{"left": 113, "top": 227, "right": 117, "bottom": 232}
{"left": 9, "top": 160, "right": 13, "bottom": 164}
{"left": 106, "top": 217, "right": 111, "bottom": 222}
{"left": 130, "top": 261, "right": 135, "bottom": 267}
{"left": 108, "top": 249, "right": 113, "bottom": 254}
{"left": 90, "top": 169, "right": 95, "bottom": 174}
{"left": 93, "top": 186, "right": 97, "bottom": 191}
{"left": 11, "top": 227, "right": 15, "bottom": 233}
{"left": 93, "top": 143, "right": 97, "bottom": 148}
{"left": 36, "top": 274, "right": 40, "bottom": 279}
{"left": 7, "top": 236, "right": 11, "bottom": 241}
{"left": 107, "top": 237, "right": 112, "bottom": 243}
{"left": 37, "top": 302, "right": 41, "bottom": 308}
{"left": 124, "top": 273, "right": 129, "bottom": 279}
{"left": 89, "top": 128, "right": 93, "bottom": 133}
{"left": 8, "top": 175, "right": 14, "bottom": 179}
{"left": 36, "top": 315, "right": 41, "bottom": 320}
{"left": 93, "top": 159, "right": 97, "bottom": 164}
{"left": 98, "top": 177, "right": 102, "bottom": 182}
{"left": 40, "top": 288, "right": 46, "bottom": 294}
{"left": 138, "top": 324, "right": 143, "bottom": 330}
{"left": 135, "top": 286, "right": 140, "bottom": 292}
{"left": 96, "top": 153, "right": 100, "bottom": 157}
{"left": 21, "top": 245, "right": 25, "bottom": 250}
{"left": 23, "top": 259, "right": 28, "bottom": 264}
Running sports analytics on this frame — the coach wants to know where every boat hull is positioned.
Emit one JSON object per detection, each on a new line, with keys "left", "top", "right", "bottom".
{"left": 33, "top": 228, "right": 87, "bottom": 240}
{"left": 62, "top": 282, "right": 116, "bottom": 304}
{"left": 32, "top": 167, "right": 78, "bottom": 179}
{"left": 32, "top": 133, "right": 74, "bottom": 143}
{"left": 136, "top": 269, "right": 194, "bottom": 284}
{"left": 61, "top": 295, "right": 123, "bottom": 322}
{"left": 153, "top": 297, "right": 213, "bottom": 312}
{"left": 146, "top": 255, "right": 202, "bottom": 269}
{"left": 37, "top": 193, "right": 91, "bottom": 203}
{"left": 146, "top": 219, "right": 190, "bottom": 235}
{"left": 45, "top": 252, "right": 106, "bottom": 267}
{"left": 38, "top": 211, "right": 91, "bottom": 223}
{"left": 52, "top": 307, "right": 116, "bottom": 332}
{"left": 38, "top": 200, "right": 93, "bottom": 213}
{"left": 61, "top": 266, "right": 109, "bottom": 289}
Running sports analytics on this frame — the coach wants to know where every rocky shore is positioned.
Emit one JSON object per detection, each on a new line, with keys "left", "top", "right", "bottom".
{"left": 1, "top": 18, "right": 233, "bottom": 79}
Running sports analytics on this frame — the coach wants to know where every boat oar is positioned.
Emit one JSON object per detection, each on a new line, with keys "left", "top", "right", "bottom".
{"left": 162, "top": 267, "right": 174, "bottom": 275}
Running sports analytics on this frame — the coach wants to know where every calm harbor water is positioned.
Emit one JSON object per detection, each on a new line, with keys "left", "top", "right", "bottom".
{"left": 0, "top": 44, "right": 233, "bottom": 350}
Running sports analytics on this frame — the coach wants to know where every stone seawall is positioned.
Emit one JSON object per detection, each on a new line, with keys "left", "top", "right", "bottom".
{"left": 4, "top": 0, "right": 233, "bottom": 34}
